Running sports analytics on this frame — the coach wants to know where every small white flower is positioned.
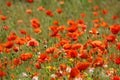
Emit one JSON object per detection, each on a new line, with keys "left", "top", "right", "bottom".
{"left": 107, "top": 73, "right": 111, "bottom": 77}
{"left": 51, "top": 74, "right": 56, "bottom": 78}
{"left": 89, "top": 68, "right": 94, "bottom": 73}
{"left": 106, "top": 70, "right": 114, "bottom": 77}
{"left": 37, "top": 52, "right": 41, "bottom": 55}
{"left": 110, "top": 71, "right": 114, "bottom": 74}
{"left": 32, "top": 76, "right": 39, "bottom": 80}
{"left": 59, "top": 70, "right": 63, "bottom": 74}
{"left": 66, "top": 67, "right": 71, "bottom": 72}
{"left": 97, "top": 62, "right": 100, "bottom": 65}
{"left": 74, "top": 77, "right": 83, "bottom": 80}
{"left": 103, "top": 64, "right": 108, "bottom": 68}
{"left": 101, "top": 72, "right": 105, "bottom": 77}
{"left": 21, "top": 72, "right": 28, "bottom": 77}
{"left": 44, "top": 45, "right": 47, "bottom": 48}
{"left": 64, "top": 53, "right": 67, "bottom": 55}
{"left": 116, "top": 39, "right": 118, "bottom": 42}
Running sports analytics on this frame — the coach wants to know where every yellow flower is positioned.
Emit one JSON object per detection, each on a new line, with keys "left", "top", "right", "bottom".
{"left": 46, "top": 66, "right": 51, "bottom": 69}
{"left": 87, "top": 77, "right": 93, "bottom": 80}
{"left": 53, "top": 66, "right": 56, "bottom": 70}
{"left": 69, "top": 58, "right": 74, "bottom": 62}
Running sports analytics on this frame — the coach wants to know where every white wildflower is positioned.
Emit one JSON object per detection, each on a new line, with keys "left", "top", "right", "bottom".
{"left": 21, "top": 72, "right": 28, "bottom": 77}
{"left": 66, "top": 67, "right": 71, "bottom": 72}
{"left": 89, "top": 67, "right": 94, "bottom": 73}
{"left": 32, "top": 76, "right": 39, "bottom": 80}
{"left": 103, "top": 64, "right": 108, "bottom": 68}
{"left": 37, "top": 52, "right": 41, "bottom": 55}
{"left": 74, "top": 77, "right": 83, "bottom": 80}
{"left": 51, "top": 74, "right": 56, "bottom": 78}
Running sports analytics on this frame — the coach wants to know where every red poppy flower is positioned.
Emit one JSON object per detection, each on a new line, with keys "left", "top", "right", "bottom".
{"left": 30, "top": 19, "right": 40, "bottom": 28}
{"left": 93, "top": 19, "right": 99, "bottom": 23}
{"left": 67, "top": 50, "right": 78, "bottom": 58}
{"left": 34, "top": 28, "right": 42, "bottom": 33}
{"left": 89, "top": 28, "right": 98, "bottom": 34}
{"left": 93, "top": 57, "right": 104, "bottom": 67}
{"left": 46, "top": 47, "right": 56, "bottom": 54}
{"left": 46, "top": 10, "right": 54, "bottom": 17}
{"left": 112, "top": 15, "right": 118, "bottom": 20}
{"left": 93, "top": 11, "right": 99, "bottom": 16}
{"left": 0, "top": 45, "right": 3, "bottom": 53}
{"left": 35, "top": 63, "right": 41, "bottom": 69}
{"left": 67, "top": 20, "right": 75, "bottom": 25}
{"left": 20, "top": 30, "right": 27, "bottom": 35}
{"left": 77, "top": 19, "right": 84, "bottom": 24}
{"left": 53, "top": 53, "right": 59, "bottom": 58}
{"left": 110, "top": 24, "right": 120, "bottom": 34}
{"left": 0, "top": 70, "right": 6, "bottom": 77}
{"left": 49, "top": 26, "right": 60, "bottom": 37}
{"left": 58, "top": 25, "right": 66, "bottom": 32}
{"left": 20, "top": 53, "right": 33, "bottom": 61}
{"left": 5, "top": 41, "right": 14, "bottom": 48}
{"left": 72, "top": 43, "right": 82, "bottom": 50}
{"left": 67, "top": 25, "right": 78, "bottom": 33}
{"left": 31, "top": 72, "right": 40, "bottom": 78}
{"left": 7, "top": 32, "right": 17, "bottom": 41}
{"left": 80, "top": 13, "right": 86, "bottom": 18}
{"left": 79, "top": 50, "right": 88, "bottom": 59}
{"left": 15, "top": 38, "right": 26, "bottom": 45}
{"left": 13, "top": 46, "right": 19, "bottom": 52}
{"left": 102, "top": 9, "right": 108, "bottom": 15}
{"left": 79, "top": 24, "right": 87, "bottom": 32}
{"left": 56, "top": 8, "right": 62, "bottom": 14}
{"left": 76, "top": 62, "right": 90, "bottom": 71}
{"left": 91, "top": 40, "right": 102, "bottom": 48}
{"left": 38, "top": 53, "right": 49, "bottom": 63}
{"left": 93, "top": 5, "right": 99, "bottom": 10}
{"left": 70, "top": 68, "right": 80, "bottom": 78}
{"left": 3, "top": 26, "right": 10, "bottom": 30}
{"left": 26, "top": 9, "right": 32, "bottom": 14}
{"left": 6, "top": 2, "right": 12, "bottom": 7}
{"left": 115, "top": 57, "right": 120, "bottom": 65}
{"left": 4, "top": 48, "right": 11, "bottom": 53}
{"left": 27, "top": 0, "right": 34, "bottom": 3}
{"left": 1, "top": 16, "right": 7, "bottom": 21}
{"left": 53, "top": 20, "right": 59, "bottom": 25}
{"left": 17, "top": 20, "right": 23, "bottom": 24}
{"left": 13, "top": 58, "right": 21, "bottom": 66}
{"left": 50, "top": 78, "right": 55, "bottom": 80}
{"left": 101, "top": 21, "right": 108, "bottom": 27}
{"left": 117, "top": 42, "right": 120, "bottom": 50}
{"left": 63, "top": 43, "right": 72, "bottom": 50}
{"left": 66, "top": 32, "right": 79, "bottom": 41}
{"left": 27, "top": 39, "right": 39, "bottom": 47}
{"left": 111, "top": 76, "right": 120, "bottom": 80}
{"left": 37, "top": 6, "right": 44, "bottom": 11}
{"left": 60, "top": 64, "right": 67, "bottom": 71}
{"left": 60, "top": 38, "right": 69, "bottom": 46}
{"left": 105, "top": 34, "right": 116, "bottom": 43}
